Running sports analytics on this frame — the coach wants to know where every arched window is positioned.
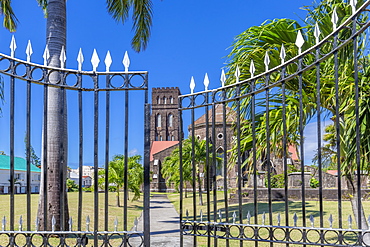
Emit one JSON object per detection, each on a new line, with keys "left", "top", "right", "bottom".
{"left": 160, "top": 136, "right": 163, "bottom": 141}
{"left": 168, "top": 114, "right": 173, "bottom": 127}
{"left": 156, "top": 114, "right": 161, "bottom": 127}
{"left": 169, "top": 96, "right": 173, "bottom": 104}
{"left": 157, "top": 96, "right": 160, "bottom": 104}
{"left": 163, "top": 97, "right": 167, "bottom": 104}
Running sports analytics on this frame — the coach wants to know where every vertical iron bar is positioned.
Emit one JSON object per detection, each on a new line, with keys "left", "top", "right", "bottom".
{"left": 124, "top": 86, "right": 129, "bottom": 238}
{"left": 143, "top": 74, "right": 151, "bottom": 247}
{"left": 59, "top": 84, "right": 66, "bottom": 231}
{"left": 205, "top": 92, "right": 211, "bottom": 247}
{"left": 236, "top": 85, "right": 243, "bottom": 247}
{"left": 93, "top": 74, "right": 99, "bottom": 246}
{"left": 78, "top": 75, "right": 83, "bottom": 232}
{"left": 104, "top": 75, "right": 110, "bottom": 234}
{"left": 26, "top": 75, "right": 31, "bottom": 231}
{"left": 9, "top": 64, "right": 15, "bottom": 232}
{"left": 178, "top": 101, "right": 184, "bottom": 247}
{"left": 223, "top": 94, "right": 229, "bottom": 247}
{"left": 191, "top": 96, "right": 197, "bottom": 246}
{"left": 251, "top": 78, "right": 258, "bottom": 247}
{"left": 211, "top": 99, "right": 217, "bottom": 247}
{"left": 298, "top": 58, "right": 306, "bottom": 231}
{"left": 43, "top": 83, "right": 48, "bottom": 231}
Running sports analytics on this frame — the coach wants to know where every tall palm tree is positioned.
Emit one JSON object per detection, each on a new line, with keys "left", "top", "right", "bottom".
{"left": 1, "top": 0, "right": 153, "bottom": 231}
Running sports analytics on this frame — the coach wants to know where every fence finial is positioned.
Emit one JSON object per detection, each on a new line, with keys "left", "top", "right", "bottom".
{"left": 123, "top": 51, "right": 130, "bottom": 72}
{"left": 232, "top": 211, "right": 237, "bottom": 224}
{"left": 295, "top": 30, "right": 304, "bottom": 54}
{"left": 246, "top": 211, "right": 251, "bottom": 224}
{"left": 332, "top": 7, "right": 338, "bottom": 31}
{"left": 186, "top": 209, "right": 189, "bottom": 221}
{"left": 18, "top": 215, "right": 23, "bottom": 231}
{"left": 350, "top": 0, "right": 357, "bottom": 13}
{"left": 280, "top": 44, "right": 286, "bottom": 64}
{"left": 77, "top": 48, "right": 84, "bottom": 71}
{"left": 114, "top": 216, "right": 118, "bottom": 231}
{"left": 264, "top": 51, "right": 270, "bottom": 72}
{"left": 134, "top": 217, "right": 138, "bottom": 231}
{"left": 203, "top": 73, "right": 209, "bottom": 91}
{"left": 250, "top": 60, "right": 255, "bottom": 78}
{"left": 218, "top": 209, "right": 222, "bottom": 222}
{"left": 69, "top": 217, "right": 73, "bottom": 231}
{"left": 293, "top": 213, "right": 298, "bottom": 227}
{"left": 328, "top": 214, "right": 333, "bottom": 228}
{"left": 91, "top": 49, "right": 100, "bottom": 72}
{"left": 52, "top": 215, "right": 56, "bottom": 232}
{"left": 26, "top": 40, "right": 33, "bottom": 63}
{"left": 2, "top": 216, "right": 5, "bottom": 231}
{"left": 262, "top": 212, "right": 266, "bottom": 225}
{"left": 235, "top": 65, "right": 240, "bottom": 83}
{"left": 310, "top": 214, "right": 314, "bottom": 228}
{"left": 105, "top": 51, "right": 112, "bottom": 72}
{"left": 200, "top": 209, "right": 203, "bottom": 222}
{"left": 10, "top": 35, "right": 16, "bottom": 58}
{"left": 348, "top": 215, "right": 352, "bottom": 229}
{"left": 43, "top": 45, "right": 50, "bottom": 66}
{"left": 60, "top": 46, "right": 66, "bottom": 68}
{"left": 86, "top": 215, "right": 90, "bottom": 232}
{"left": 277, "top": 213, "right": 281, "bottom": 226}
{"left": 314, "top": 23, "right": 321, "bottom": 44}
{"left": 35, "top": 217, "right": 39, "bottom": 232}
{"left": 220, "top": 69, "right": 226, "bottom": 87}
{"left": 190, "top": 76, "right": 195, "bottom": 94}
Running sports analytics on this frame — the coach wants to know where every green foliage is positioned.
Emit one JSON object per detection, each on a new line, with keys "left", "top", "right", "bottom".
{"left": 265, "top": 174, "right": 285, "bottom": 188}
{"left": 310, "top": 177, "right": 319, "bottom": 188}
{"left": 98, "top": 154, "right": 143, "bottom": 202}
{"left": 66, "top": 178, "right": 79, "bottom": 192}
{"left": 24, "top": 135, "right": 41, "bottom": 168}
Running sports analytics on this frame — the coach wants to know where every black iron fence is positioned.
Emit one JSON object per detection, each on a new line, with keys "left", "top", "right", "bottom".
{"left": 179, "top": 0, "right": 370, "bottom": 246}
{"left": 0, "top": 42, "right": 150, "bottom": 246}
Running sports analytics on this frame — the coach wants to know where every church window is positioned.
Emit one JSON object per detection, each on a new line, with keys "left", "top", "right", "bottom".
{"left": 157, "top": 96, "right": 160, "bottom": 104}
{"left": 170, "top": 96, "right": 174, "bottom": 104}
{"left": 156, "top": 114, "right": 161, "bottom": 127}
{"left": 168, "top": 114, "right": 173, "bottom": 127}
{"left": 171, "top": 135, "right": 175, "bottom": 141}
{"left": 163, "top": 97, "right": 167, "bottom": 104}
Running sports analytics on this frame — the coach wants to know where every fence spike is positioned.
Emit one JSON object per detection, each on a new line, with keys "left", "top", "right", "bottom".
{"left": 52, "top": 215, "right": 56, "bottom": 232}
{"left": 277, "top": 213, "right": 281, "bottom": 226}
{"left": 10, "top": 35, "right": 17, "bottom": 58}
{"left": 91, "top": 49, "right": 100, "bottom": 72}
{"left": 310, "top": 214, "right": 314, "bottom": 228}
{"left": 35, "top": 217, "right": 39, "bottom": 232}
{"left": 332, "top": 7, "right": 338, "bottom": 31}
{"left": 293, "top": 213, "right": 298, "bottom": 227}
{"left": 250, "top": 60, "right": 255, "bottom": 78}
{"left": 186, "top": 209, "right": 189, "bottom": 221}
{"left": 233, "top": 211, "right": 237, "bottom": 224}
{"left": 295, "top": 30, "right": 304, "bottom": 54}
{"left": 190, "top": 76, "right": 195, "bottom": 94}
{"left": 218, "top": 209, "right": 222, "bottom": 222}
{"left": 368, "top": 215, "right": 370, "bottom": 230}
{"left": 69, "top": 217, "right": 73, "bottom": 231}
{"left": 220, "top": 69, "right": 226, "bottom": 87}
{"left": 43, "top": 45, "right": 50, "bottom": 66}
{"left": 114, "top": 216, "right": 118, "bottom": 231}
{"left": 264, "top": 51, "right": 270, "bottom": 72}
{"left": 123, "top": 51, "right": 130, "bottom": 72}
{"left": 328, "top": 214, "right": 333, "bottom": 228}
{"left": 134, "top": 217, "right": 138, "bottom": 231}
{"left": 199, "top": 209, "right": 203, "bottom": 222}
{"left": 280, "top": 44, "right": 286, "bottom": 64}
{"left": 246, "top": 211, "right": 251, "bottom": 224}
{"left": 104, "top": 51, "right": 112, "bottom": 72}
{"left": 77, "top": 48, "right": 84, "bottom": 71}
{"left": 262, "top": 212, "right": 266, "bottom": 225}
{"left": 26, "top": 40, "right": 33, "bottom": 63}
{"left": 348, "top": 215, "right": 352, "bottom": 229}
{"left": 60, "top": 46, "right": 66, "bottom": 69}
{"left": 314, "top": 22, "right": 321, "bottom": 44}
{"left": 235, "top": 65, "right": 240, "bottom": 83}
{"left": 203, "top": 73, "right": 209, "bottom": 91}
{"left": 86, "top": 215, "right": 90, "bottom": 232}
{"left": 19, "top": 215, "right": 23, "bottom": 231}
{"left": 2, "top": 216, "right": 5, "bottom": 231}
{"left": 350, "top": 0, "right": 357, "bottom": 13}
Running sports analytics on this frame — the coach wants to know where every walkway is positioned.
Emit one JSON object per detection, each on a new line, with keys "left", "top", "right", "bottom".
{"left": 129, "top": 194, "right": 193, "bottom": 247}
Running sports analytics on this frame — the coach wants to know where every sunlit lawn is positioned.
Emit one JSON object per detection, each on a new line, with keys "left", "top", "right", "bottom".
{"left": 168, "top": 191, "right": 370, "bottom": 247}
{"left": 0, "top": 192, "right": 144, "bottom": 246}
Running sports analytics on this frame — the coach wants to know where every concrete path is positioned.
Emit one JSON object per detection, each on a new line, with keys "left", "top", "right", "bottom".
{"left": 129, "top": 194, "right": 193, "bottom": 247}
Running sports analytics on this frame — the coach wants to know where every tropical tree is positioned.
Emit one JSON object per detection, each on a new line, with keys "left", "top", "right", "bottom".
{"left": 162, "top": 137, "right": 220, "bottom": 205}
{"left": 98, "top": 154, "right": 143, "bottom": 207}
{"left": 66, "top": 178, "right": 78, "bottom": 192}
{"left": 1, "top": 0, "right": 153, "bottom": 231}
{"left": 226, "top": 0, "right": 370, "bottom": 232}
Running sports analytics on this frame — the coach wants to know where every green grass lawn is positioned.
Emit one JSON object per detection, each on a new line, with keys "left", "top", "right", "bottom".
{"left": 168, "top": 192, "right": 370, "bottom": 247}
{"left": 0, "top": 192, "right": 144, "bottom": 246}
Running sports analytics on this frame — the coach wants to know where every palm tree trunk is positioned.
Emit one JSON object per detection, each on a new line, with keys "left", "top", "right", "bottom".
{"left": 116, "top": 189, "right": 120, "bottom": 207}
{"left": 346, "top": 177, "right": 370, "bottom": 245}
{"left": 37, "top": 0, "right": 69, "bottom": 231}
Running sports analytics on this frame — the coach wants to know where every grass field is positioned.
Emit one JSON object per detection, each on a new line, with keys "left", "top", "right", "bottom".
{"left": 0, "top": 192, "right": 144, "bottom": 246}
{"left": 168, "top": 192, "right": 370, "bottom": 247}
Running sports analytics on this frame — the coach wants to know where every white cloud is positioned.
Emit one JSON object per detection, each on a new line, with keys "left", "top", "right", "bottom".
{"left": 128, "top": 148, "right": 139, "bottom": 156}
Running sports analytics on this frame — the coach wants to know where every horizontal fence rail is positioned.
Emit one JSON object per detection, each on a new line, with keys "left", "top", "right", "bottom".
{"left": 178, "top": 0, "right": 370, "bottom": 246}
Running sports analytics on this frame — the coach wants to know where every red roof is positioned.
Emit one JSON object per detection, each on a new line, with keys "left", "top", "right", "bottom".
{"left": 82, "top": 176, "right": 91, "bottom": 179}
{"left": 326, "top": 170, "right": 338, "bottom": 176}
{"left": 150, "top": 141, "right": 178, "bottom": 161}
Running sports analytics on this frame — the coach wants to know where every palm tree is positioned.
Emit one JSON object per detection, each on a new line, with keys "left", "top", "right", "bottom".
{"left": 1, "top": 0, "right": 153, "bottom": 231}
{"left": 98, "top": 154, "right": 143, "bottom": 207}
{"left": 227, "top": 0, "right": 370, "bottom": 233}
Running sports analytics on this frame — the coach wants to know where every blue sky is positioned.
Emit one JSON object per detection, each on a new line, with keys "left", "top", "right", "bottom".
{"left": 0, "top": 0, "right": 327, "bottom": 167}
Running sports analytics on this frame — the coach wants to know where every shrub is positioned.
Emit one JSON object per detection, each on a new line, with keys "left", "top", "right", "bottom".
{"left": 310, "top": 177, "right": 319, "bottom": 188}
{"left": 266, "top": 174, "right": 285, "bottom": 188}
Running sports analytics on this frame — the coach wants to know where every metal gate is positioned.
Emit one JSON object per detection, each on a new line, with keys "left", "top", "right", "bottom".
{"left": 0, "top": 41, "right": 150, "bottom": 246}
{"left": 178, "top": 0, "right": 370, "bottom": 246}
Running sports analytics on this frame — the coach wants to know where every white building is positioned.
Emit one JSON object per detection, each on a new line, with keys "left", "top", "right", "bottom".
{"left": 69, "top": 171, "right": 92, "bottom": 188}
{"left": 70, "top": 165, "right": 94, "bottom": 178}
{"left": 0, "top": 155, "right": 41, "bottom": 194}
